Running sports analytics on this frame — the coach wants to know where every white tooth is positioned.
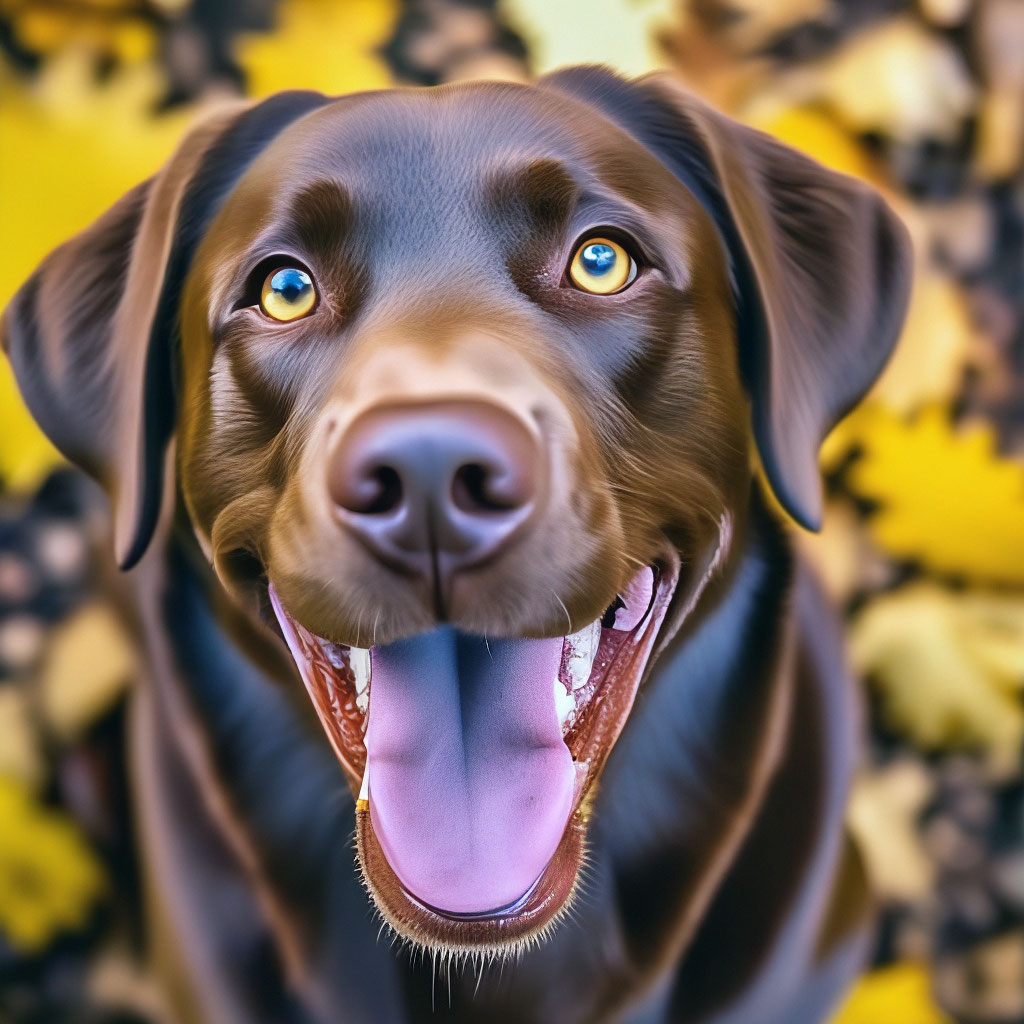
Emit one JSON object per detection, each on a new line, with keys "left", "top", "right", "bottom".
{"left": 565, "top": 620, "right": 601, "bottom": 691}
{"left": 358, "top": 760, "right": 370, "bottom": 806}
{"left": 351, "top": 647, "right": 371, "bottom": 694}
{"left": 350, "top": 647, "right": 371, "bottom": 715}
{"left": 554, "top": 675, "right": 575, "bottom": 729}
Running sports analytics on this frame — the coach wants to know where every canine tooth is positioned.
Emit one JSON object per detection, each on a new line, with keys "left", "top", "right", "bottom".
{"left": 350, "top": 647, "right": 371, "bottom": 714}
{"left": 565, "top": 620, "right": 601, "bottom": 691}
{"left": 554, "top": 675, "right": 575, "bottom": 729}
{"left": 357, "top": 760, "right": 369, "bottom": 810}
{"left": 351, "top": 648, "right": 371, "bottom": 693}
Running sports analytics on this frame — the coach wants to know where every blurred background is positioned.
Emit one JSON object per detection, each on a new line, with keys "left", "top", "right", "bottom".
{"left": 0, "top": 1, "right": 1022, "bottom": 1021}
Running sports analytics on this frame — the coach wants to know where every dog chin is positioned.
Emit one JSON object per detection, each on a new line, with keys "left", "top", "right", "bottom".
{"left": 267, "top": 551, "right": 681, "bottom": 954}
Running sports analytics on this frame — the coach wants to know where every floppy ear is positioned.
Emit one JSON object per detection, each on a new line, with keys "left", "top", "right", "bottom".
{"left": 1, "top": 91, "right": 329, "bottom": 569}
{"left": 541, "top": 67, "right": 913, "bottom": 530}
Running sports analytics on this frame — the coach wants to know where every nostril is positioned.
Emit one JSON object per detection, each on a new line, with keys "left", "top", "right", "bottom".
{"left": 339, "top": 464, "right": 403, "bottom": 515}
{"left": 451, "top": 463, "right": 527, "bottom": 514}
{"left": 365, "top": 465, "right": 403, "bottom": 514}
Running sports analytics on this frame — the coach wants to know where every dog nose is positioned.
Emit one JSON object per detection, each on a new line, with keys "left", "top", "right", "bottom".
{"left": 328, "top": 400, "right": 541, "bottom": 575}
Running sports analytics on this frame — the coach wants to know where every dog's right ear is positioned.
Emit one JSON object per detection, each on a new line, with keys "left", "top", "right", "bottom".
{"left": 1, "top": 92, "right": 329, "bottom": 569}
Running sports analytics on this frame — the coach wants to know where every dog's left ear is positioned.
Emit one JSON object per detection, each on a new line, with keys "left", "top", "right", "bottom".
{"left": 2, "top": 91, "right": 329, "bottom": 568}
{"left": 542, "top": 67, "right": 913, "bottom": 530}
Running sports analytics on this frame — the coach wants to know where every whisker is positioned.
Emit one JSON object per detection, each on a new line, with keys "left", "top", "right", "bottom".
{"left": 552, "top": 591, "right": 572, "bottom": 633}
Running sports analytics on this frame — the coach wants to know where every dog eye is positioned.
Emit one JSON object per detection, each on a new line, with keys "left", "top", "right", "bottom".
{"left": 568, "top": 238, "right": 637, "bottom": 295}
{"left": 260, "top": 267, "right": 317, "bottom": 321}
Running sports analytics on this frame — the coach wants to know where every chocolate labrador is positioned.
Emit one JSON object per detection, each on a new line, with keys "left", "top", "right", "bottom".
{"left": 2, "top": 66, "right": 911, "bottom": 1023}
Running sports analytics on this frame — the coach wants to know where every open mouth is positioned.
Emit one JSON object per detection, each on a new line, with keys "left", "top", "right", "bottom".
{"left": 268, "top": 553, "right": 680, "bottom": 951}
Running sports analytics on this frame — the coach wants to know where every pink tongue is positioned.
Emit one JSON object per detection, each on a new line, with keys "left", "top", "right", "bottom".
{"left": 364, "top": 628, "right": 574, "bottom": 915}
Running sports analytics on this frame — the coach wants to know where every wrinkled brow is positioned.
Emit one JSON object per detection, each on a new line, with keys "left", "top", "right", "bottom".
{"left": 284, "top": 179, "right": 353, "bottom": 249}
{"left": 486, "top": 158, "right": 580, "bottom": 228}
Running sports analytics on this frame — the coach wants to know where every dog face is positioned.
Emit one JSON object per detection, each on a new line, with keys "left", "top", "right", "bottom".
{"left": 181, "top": 84, "right": 744, "bottom": 647}
{"left": 2, "top": 68, "right": 911, "bottom": 955}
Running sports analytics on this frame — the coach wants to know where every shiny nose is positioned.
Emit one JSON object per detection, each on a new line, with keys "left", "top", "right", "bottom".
{"left": 328, "top": 400, "right": 542, "bottom": 575}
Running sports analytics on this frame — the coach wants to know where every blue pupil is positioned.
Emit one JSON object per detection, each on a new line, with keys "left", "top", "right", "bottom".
{"left": 581, "top": 242, "right": 617, "bottom": 276}
{"left": 270, "top": 267, "right": 311, "bottom": 303}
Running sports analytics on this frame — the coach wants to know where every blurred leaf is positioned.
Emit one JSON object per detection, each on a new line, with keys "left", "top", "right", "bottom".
{"left": 844, "top": 405, "right": 1024, "bottom": 584}
{"left": 974, "top": 0, "right": 1024, "bottom": 180}
{"left": 831, "top": 963, "right": 952, "bottom": 1024}
{"left": 238, "top": 0, "right": 395, "bottom": 97}
{"left": 918, "top": 0, "right": 973, "bottom": 28}
{"left": 12, "top": 4, "right": 155, "bottom": 62}
{"left": 975, "top": 86, "right": 1024, "bottom": 181}
{"left": 847, "top": 759, "right": 935, "bottom": 901}
{"left": 818, "top": 15, "right": 976, "bottom": 143}
{"left": 934, "top": 930, "right": 1024, "bottom": 1022}
{"left": 41, "top": 602, "right": 138, "bottom": 741}
{"left": 797, "top": 499, "right": 895, "bottom": 603}
{"left": 869, "top": 273, "right": 988, "bottom": 414}
{"left": 0, "top": 688, "right": 45, "bottom": 790}
{"left": 748, "top": 105, "right": 879, "bottom": 181}
{"left": 0, "top": 55, "right": 192, "bottom": 491}
{"left": 0, "top": 775, "right": 106, "bottom": 954}
{"left": 850, "top": 582, "right": 1024, "bottom": 763}
{"left": 700, "top": 0, "right": 830, "bottom": 54}
{"left": 504, "top": 0, "right": 673, "bottom": 77}
{"left": 0, "top": 55, "right": 192, "bottom": 303}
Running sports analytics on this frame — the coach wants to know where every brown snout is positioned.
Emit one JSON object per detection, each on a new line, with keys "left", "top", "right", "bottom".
{"left": 328, "top": 400, "right": 543, "bottom": 583}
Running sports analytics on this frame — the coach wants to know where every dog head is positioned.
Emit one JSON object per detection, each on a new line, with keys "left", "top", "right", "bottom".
{"left": 2, "top": 68, "right": 910, "bottom": 955}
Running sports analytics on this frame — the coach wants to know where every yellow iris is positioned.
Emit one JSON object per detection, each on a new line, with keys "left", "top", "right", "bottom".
{"left": 260, "top": 266, "right": 317, "bottom": 321}
{"left": 568, "top": 237, "right": 636, "bottom": 295}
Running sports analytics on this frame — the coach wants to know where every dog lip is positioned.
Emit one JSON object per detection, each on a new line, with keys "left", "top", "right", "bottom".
{"left": 355, "top": 798, "right": 585, "bottom": 950}
{"left": 393, "top": 865, "right": 544, "bottom": 921}
{"left": 267, "top": 549, "right": 681, "bottom": 946}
